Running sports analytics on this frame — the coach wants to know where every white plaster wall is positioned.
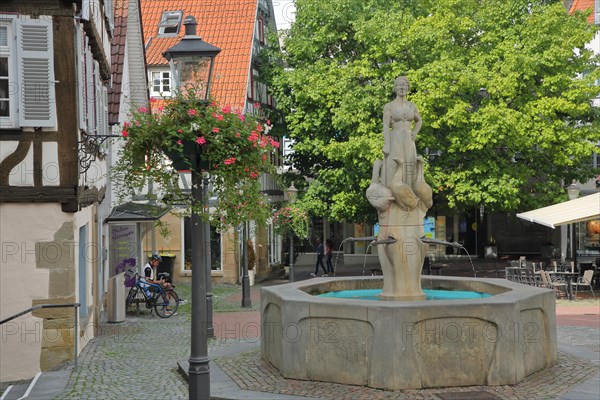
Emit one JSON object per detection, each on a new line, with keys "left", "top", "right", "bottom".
{"left": 73, "top": 206, "right": 97, "bottom": 352}
{"left": 42, "top": 142, "right": 60, "bottom": 186}
{"left": 0, "top": 204, "right": 71, "bottom": 382}
{"left": 0, "top": 141, "right": 18, "bottom": 163}
{"left": 80, "top": 157, "right": 107, "bottom": 190}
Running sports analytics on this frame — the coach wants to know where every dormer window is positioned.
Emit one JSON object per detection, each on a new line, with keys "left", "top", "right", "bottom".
{"left": 158, "top": 11, "right": 183, "bottom": 36}
{"left": 149, "top": 69, "right": 171, "bottom": 97}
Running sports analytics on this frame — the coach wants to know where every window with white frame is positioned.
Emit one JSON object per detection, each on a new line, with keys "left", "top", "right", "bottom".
{"left": 149, "top": 70, "right": 171, "bottom": 97}
{"left": 257, "top": 17, "right": 265, "bottom": 44}
{"left": 596, "top": 0, "right": 599, "bottom": 25}
{"left": 0, "top": 16, "right": 56, "bottom": 130}
{"left": 0, "top": 22, "right": 12, "bottom": 125}
{"left": 158, "top": 11, "right": 183, "bottom": 36}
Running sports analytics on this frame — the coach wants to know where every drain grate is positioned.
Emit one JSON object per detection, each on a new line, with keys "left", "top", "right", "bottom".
{"left": 437, "top": 391, "right": 500, "bottom": 400}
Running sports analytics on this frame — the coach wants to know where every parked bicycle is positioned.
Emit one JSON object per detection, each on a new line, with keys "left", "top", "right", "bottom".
{"left": 125, "top": 273, "right": 179, "bottom": 318}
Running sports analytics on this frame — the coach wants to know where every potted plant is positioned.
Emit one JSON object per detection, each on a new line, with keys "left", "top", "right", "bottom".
{"left": 484, "top": 235, "right": 497, "bottom": 259}
{"left": 111, "top": 90, "right": 280, "bottom": 231}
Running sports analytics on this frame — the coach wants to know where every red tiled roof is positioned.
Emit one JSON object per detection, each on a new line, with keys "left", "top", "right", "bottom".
{"left": 569, "top": 0, "right": 596, "bottom": 24}
{"left": 108, "top": 0, "right": 129, "bottom": 125}
{"left": 140, "top": 0, "right": 258, "bottom": 109}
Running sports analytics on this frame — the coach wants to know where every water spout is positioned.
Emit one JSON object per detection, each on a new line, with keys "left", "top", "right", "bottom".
{"left": 420, "top": 236, "right": 476, "bottom": 277}
{"left": 341, "top": 236, "right": 377, "bottom": 243}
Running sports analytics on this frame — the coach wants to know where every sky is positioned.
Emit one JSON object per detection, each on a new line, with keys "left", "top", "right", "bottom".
{"left": 272, "top": 0, "right": 296, "bottom": 30}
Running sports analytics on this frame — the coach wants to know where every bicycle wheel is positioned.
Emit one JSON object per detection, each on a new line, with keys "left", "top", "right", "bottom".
{"left": 125, "top": 286, "right": 138, "bottom": 309}
{"left": 154, "top": 290, "right": 179, "bottom": 318}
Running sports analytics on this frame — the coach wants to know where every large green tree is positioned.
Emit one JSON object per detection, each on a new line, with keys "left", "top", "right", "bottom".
{"left": 266, "top": 0, "right": 600, "bottom": 223}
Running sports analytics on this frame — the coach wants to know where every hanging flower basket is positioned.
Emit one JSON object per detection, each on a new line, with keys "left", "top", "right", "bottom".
{"left": 162, "top": 139, "right": 209, "bottom": 171}
{"left": 273, "top": 204, "right": 310, "bottom": 239}
{"left": 111, "top": 91, "right": 280, "bottom": 230}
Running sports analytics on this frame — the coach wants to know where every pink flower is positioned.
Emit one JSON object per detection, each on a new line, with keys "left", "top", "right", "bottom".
{"left": 212, "top": 127, "right": 220, "bottom": 133}
{"left": 266, "top": 119, "right": 271, "bottom": 125}
{"left": 248, "top": 131, "right": 259, "bottom": 142}
{"left": 262, "top": 153, "right": 267, "bottom": 161}
{"left": 188, "top": 109, "right": 197, "bottom": 116}
{"left": 250, "top": 172, "right": 258, "bottom": 179}
{"left": 221, "top": 105, "right": 232, "bottom": 114}
{"left": 121, "top": 130, "right": 129, "bottom": 137}
{"left": 253, "top": 102, "right": 260, "bottom": 109}
{"left": 123, "top": 121, "right": 130, "bottom": 128}
{"left": 177, "top": 129, "right": 183, "bottom": 134}
{"left": 212, "top": 112, "right": 224, "bottom": 121}
{"left": 237, "top": 114, "right": 245, "bottom": 122}
{"left": 137, "top": 106, "right": 148, "bottom": 113}
{"left": 224, "top": 157, "right": 236, "bottom": 165}
{"left": 196, "top": 136, "right": 206, "bottom": 145}
{"left": 149, "top": 98, "right": 157, "bottom": 103}
{"left": 210, "top": 102, "right": 216, "bottom": 106}
{"left": 270, "top": 138, "right": 280, "bottom": 148}
{"left": 177, "top": 140, "right": 182, "bottom": 145}
{"left": 157, "top": 106, "right": 164, "bottom": 112}
{"left": 235, "top": 133, "right": 241, "bottom": 137}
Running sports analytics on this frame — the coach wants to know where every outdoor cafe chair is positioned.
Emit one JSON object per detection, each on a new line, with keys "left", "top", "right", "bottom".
{"left": 544, "top": 271, "right": 568, "bottom": 298}
{"left": 572, "top": 269, "right": 595, "bottom": 299}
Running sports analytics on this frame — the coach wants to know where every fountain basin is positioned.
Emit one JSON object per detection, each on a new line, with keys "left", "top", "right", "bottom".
{"left": 261, "top": 276, "right": 557, "bottom": 390}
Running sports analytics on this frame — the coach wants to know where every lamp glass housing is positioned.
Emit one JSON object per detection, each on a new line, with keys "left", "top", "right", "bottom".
{"left": 566, "top": 180, "right": 580, "bottom": 200}
{"left": 169, "top": 55, "right": 215, "bottom": 100}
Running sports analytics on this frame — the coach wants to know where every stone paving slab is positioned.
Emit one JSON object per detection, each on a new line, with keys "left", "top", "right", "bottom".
{"left": 215, "top": 347, "right": 598, "bottom": 400}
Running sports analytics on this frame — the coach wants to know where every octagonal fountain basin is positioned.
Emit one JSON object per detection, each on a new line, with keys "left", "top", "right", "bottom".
{"left": 261, "top": 276, "right": 557, "bottom": 390}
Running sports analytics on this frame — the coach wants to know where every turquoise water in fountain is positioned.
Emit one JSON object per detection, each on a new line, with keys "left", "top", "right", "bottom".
{"left": 318, "top": 288, "right": 492, "bottom": 301}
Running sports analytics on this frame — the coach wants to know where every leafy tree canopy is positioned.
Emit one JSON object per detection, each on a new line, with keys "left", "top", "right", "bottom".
{"left": 265, "top": 0, "right": 600, "bottom": 223}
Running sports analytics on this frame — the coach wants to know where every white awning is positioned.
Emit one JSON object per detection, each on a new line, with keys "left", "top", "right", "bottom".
{"left": 516, "top": 192, "right": 600, "bottom": 229}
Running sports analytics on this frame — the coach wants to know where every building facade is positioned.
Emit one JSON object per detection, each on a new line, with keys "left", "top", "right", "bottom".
{"left": 0, "top": 0, "right": 113, "bottom": 381}
{"left": 136, "top": 0, "right": 283, "bottom": 284}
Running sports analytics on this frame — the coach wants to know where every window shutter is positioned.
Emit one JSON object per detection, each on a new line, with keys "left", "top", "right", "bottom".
{"left": 75, "top": 23, "right": 86, "bottom": 130}
{"left": 16, "top": 16, "right": 57, "bottom": 128}
{"left": 85, "top": 46, "right": 95, "bottom": 133}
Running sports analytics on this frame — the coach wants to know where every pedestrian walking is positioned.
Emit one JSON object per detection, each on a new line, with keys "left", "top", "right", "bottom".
{"left": 325, "top": 239, "right": 334, "bottom": 274}
{"left": 311, "top": 238, "right": 327, "bottom": 277}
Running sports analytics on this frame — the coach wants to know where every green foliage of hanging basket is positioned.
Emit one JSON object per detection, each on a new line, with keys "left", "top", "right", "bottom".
{"left": 272, "top": 204, "right": 310, "bottom": 240}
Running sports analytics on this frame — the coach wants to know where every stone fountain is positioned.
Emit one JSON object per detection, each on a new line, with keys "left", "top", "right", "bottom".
{"left": 261, "top": 77, "right": 557, "bottom": 390}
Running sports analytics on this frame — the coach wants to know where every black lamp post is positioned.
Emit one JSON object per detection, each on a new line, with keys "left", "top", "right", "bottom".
{"left": 284, "top": 183, "right": 298, "bottom": 282}
{"left": 241, "top": 222, "right": 251, "bottom": 307}
{"left": 163, "top": 15, "right": 221, "bottom": 400}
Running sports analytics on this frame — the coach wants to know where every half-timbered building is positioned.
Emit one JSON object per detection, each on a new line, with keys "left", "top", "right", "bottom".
{"left": 0, "top": 0, "right": 113, "bottom": 381}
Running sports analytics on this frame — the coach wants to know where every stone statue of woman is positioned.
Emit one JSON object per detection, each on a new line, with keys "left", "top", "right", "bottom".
{"left": 366, "top": 76, "right": 433, "bottom": 300}
{"left": 382, "top": 76, "right": 422, "bottom": 188}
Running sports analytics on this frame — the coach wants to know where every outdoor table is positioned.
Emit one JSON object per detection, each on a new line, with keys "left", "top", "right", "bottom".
{"left": 548, "top": 271, "right": 579, "bottom": 300}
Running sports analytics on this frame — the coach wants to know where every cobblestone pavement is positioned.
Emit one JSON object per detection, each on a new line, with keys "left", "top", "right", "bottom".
{"left": 56, "top": 314, "right": 191, "bottom": 400}
{"left": 216, "top": 348, "right": 598, "bottom": 400}
{"left": 557, "top": 325, "right": 600, "bottom": 352}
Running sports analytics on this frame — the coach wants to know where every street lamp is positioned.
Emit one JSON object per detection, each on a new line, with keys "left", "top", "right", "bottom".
{"left": 284, "top": 183, "right": 298, "bottom": 281}
{"left": 163, "top": 16, "right": 221, "bottom": 99}
{"left": 566, "top": 180, "right": 581, "bottom": 269}
{"left": 567, "top": 179, "right": 581, "bottom": 201}
{"left": 163, "top": 15, "right": 221, "bottom": 400}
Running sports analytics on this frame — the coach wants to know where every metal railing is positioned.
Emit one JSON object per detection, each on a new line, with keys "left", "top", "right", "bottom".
{"left": 0, "top": 303, "right": 81, "bottom": 368}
